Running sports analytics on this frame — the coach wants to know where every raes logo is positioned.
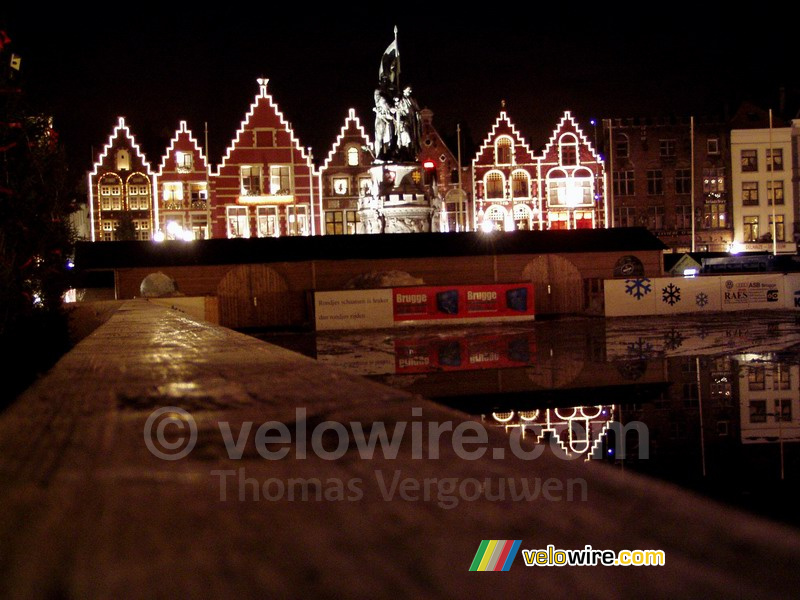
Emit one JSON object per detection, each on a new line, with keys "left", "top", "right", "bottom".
{"left": 469, "top": 540, "right": 521, "bottom": 572}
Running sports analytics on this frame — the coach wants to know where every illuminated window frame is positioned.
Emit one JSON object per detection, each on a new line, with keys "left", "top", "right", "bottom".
{"left": 484, "top": 171, "right": 505, "bottom": 200}
{"left": 346, "top": 146, "right": 360, "bottom": 167}
{"left": 510, "top": 170, "right": 531, "bottom": 199}
{"left": 495, "top": 136, "right": 513, "bottom": 165}
{"left": 226, "top": 205, "right": 250, "bottom": 238}
{"left": 558, "top": 133, "right": 579, "bottom": 166}
{"left": 269, "top": 165, "right": 292, "bottom": 195}
{"left": 240, "top": 165, "right": 263, "bottom": 196}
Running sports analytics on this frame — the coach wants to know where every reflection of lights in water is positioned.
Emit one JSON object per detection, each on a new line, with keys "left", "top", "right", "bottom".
{"left": 487, "top": 406, "right": 615, "bottom": 461}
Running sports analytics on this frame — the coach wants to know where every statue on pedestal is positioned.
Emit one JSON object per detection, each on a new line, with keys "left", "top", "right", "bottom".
{"left": 373, "top": 28, "right": 422, "bottom": 164}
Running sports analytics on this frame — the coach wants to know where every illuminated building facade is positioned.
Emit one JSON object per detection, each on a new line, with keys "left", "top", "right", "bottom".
{"left": 317, "top": 109, "right": 372, "bottom": 235}
{"left": 473, "top": 109, "right": 606, "bottom": 232}
{"left": 88, "top": 117, "right": 156, "bottom": 241}
{"left": 213, "top": 79, "right": 316, "bottom": 239}
{"left": 730, "top": 108, "right": 795, "bottom": 252}
{"left": 157, "top": 121, "right": 211, "bottom": 240}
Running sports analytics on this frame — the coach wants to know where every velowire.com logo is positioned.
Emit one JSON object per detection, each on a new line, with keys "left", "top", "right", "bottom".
{"left": 469, "top": 540, "right": 522, "bottom": 571}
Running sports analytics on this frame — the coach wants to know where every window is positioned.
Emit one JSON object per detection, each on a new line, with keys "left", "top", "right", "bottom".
{"left": 162, "top": 183, "right": 183, "bottom": 209}
{"left": 774, "top": 366, "right": 790, "bottom": 390}
{"left": 136, "top": 220, "right": 150, "bottom": 241}
{"left": 615, "top": 134, "right": 629, "bottom": 159}
{"left": 127, "top": 177, "right": 151, "bottom": 211}
{"left": 559, "top": 134, "right": 578, "bottom": 166}
{"left": 646, "top": 170, "right": 663, "bottom": 195}
{"left": 743, "top": 216, "right": 759, "bottom": 242}
{"left": 332, "top": 177, "right": 349, "bottom": 195}
{"left": 707, "top": 137, "right": 720, "bottom": 155}
{"left": 226, "top": 206, "right": 250, "bottom": 238}
{"left": 116, "top": 149, "right": 130, "bottom": 171}
{"left": 513, "top": 204, "right": 532, "bottom": 230}
{"left": 675, "top": 169, "right": 691, "bottom": 194}
{"left": 767, "top": 180, "right": 784, "bottom": 205}
{"left": 742, "top": 181, "right": 759, "bottom": 206}
{"left": 346, "top": 147, "right": 360, "bottom": 167}
{"left": 741, "top": 149, "right": 757, "bottom": 172}
{"left": 548, "top": 169, "right": 593, "bottom": 206}
{"left": 769, "top": 214, "right": 785, "bottom": 242}
{"left": 359, "top": 177, "right": 371, "bottom": 196}
{"left": 613, "top": 170, "right": 634, "bottom": 196}
{"left": 485, "top": 172, "right": 504, "bottom": 199}
{"left": 614, "top": 206, "right": 636, "bottom": 227}
{"left": 659, "top": 139, "right": 676, "bottom": 158}
{"left": 683, "top": 382, "right": 699, "bottom": 407}
{"left": 647, "top": 206, "right": 665, "bottom": 230}
{"left": 749, "top": 400, "right": 767, "bottom": 423}
{"left": 175, "top": 151, "right": 193, "bottom": 171}
{"left": 326, "top": 211, "right": 344, "bottom": 235}
{"left": 270, "top": 165, "right": 291, "bottom": 195}
{"left": 511, "top": 171, "right": 529, "bottom": 198}
{"left": 703, "top": 167, "right": 725, "bottom": 194}
{"left": 776, "top": 399, "right": 792, "bottom": 422}
{"left": 766, "top": 148, "right": 783, "bottom": 171}
{"left": 240, "top": 165, "right": 262, "bottom": 195}
{"left": 495, "top": 137, "right": 512, "bottom": 165}
{"left": 702, "top": 204, "right": 726, "bottom": 229}
{"left": 345, "top": 210, "right": 358, "bottom": 234}
{"left": 287, "top": 205, "right": 309, "bottom": 236}
{"left": 189, "top": 184, "right": 207, "bottom": 208}
{"left": 256, "top": 206, "right": 279, "bottom": 238}
{"left": 190, "top": 215, "right": 208, "bottom": 239}
{"left": 675, "top": 205, "right": 692, "bottom": 229}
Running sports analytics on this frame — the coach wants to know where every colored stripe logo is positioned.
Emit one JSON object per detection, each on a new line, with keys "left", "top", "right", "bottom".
{"left": 469, "top": 540, "right": 522, "bottom": 571}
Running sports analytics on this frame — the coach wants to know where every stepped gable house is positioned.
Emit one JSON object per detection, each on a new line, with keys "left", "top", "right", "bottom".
{"left": 213, "top": 79, "right": 316, "bottom": 239}
{"left": 88, "top": 117, "right": 156, "bottom": 242}
{"left": 157, "top": 121, "right": 211, "bottom": 240}
{"left": 317, "top": 109, "right": 373, "bottom": 235}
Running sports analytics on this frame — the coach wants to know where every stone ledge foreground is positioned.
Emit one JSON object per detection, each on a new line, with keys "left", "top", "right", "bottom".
{"left": 1, "top": 300, "right": 799, "bottom": 599}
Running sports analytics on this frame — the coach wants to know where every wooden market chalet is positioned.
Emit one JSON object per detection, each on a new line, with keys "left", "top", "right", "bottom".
{"left": 87, "top": 79, "right": 607, "bottom": 241}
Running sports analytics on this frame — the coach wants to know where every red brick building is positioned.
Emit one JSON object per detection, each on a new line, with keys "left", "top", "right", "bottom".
{"left": 157, "top": 121, "right": 211, "bottom": 240}
{"left": 418, "top": 109, "right": 472, "bottom": 232}
{"left": 473, "top": 108, "right": 605, "bottom": 232}
{"left": 539, "top": 111, "right": 607, "bottom": 230}
{"left": 212, "top": 79, "right": 316, "bottom": 238}
{"left": 88, "top": 117, "right": 156, "bottom": 241}
{"left": 602, "top": 116, "right": 731, "bottom": 252}
{"left": 473, "top": 107, "right": 538, "bottom": 231}
{"left": 317, "top": 109, "right": 372, "bottom": 235}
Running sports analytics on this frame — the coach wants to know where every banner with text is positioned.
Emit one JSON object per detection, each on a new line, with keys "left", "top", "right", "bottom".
{"left": 605, "top": 274, "right": 796, "bottom": 317}
{"left": 315, "top": 283, "right": 534, "bottom": 330}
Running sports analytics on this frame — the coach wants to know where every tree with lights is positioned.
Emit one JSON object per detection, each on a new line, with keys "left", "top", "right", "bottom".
{"left": 0, "top": 31, "right": 76, "bottom": 400}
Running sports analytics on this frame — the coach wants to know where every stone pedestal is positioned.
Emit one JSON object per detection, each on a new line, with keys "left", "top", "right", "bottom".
{"left": 357, "top": 162, "right": 443, "bottom": 234}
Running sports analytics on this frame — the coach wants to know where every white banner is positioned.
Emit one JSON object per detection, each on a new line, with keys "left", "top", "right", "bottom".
{"left": 605, "top": 274, "right": 794, "bottom": 317}
{"left": 315, "top": 289, "right": 394, "bottom": 331}
{"left": 719, "top": 275, "right": 783, "bottom": 312}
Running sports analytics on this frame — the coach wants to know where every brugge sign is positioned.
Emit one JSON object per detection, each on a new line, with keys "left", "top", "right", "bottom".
{"left": 315, "top": 283, "right": 535, "bottom": 331}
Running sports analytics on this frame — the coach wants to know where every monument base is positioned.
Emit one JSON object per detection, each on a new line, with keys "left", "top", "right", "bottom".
{"left": 357, "top": 162, "right": 442, "bottom": 234}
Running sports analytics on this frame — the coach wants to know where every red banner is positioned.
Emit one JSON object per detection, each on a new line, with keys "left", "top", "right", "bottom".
{"left": 394, "top": 331, "right": 537, "bottom": 373}
{"left": 392, "top": 283, "right": 534, "bottom": 323}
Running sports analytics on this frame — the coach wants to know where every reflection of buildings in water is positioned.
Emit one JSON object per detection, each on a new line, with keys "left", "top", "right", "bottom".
{"left": 484, "top": 405, "right": 614, "bottom": 461}
{"left": 737, "top": 356, "right": 800, "bottom": 444}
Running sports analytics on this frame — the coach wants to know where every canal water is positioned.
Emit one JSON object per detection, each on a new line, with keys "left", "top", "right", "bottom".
{"left": 252, "top": 311, "right": 800, "bottom": 528}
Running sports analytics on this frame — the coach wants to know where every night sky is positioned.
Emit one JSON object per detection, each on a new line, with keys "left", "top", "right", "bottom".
{"left": 2, "top": 8, "right": 797, "bottom": 177}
